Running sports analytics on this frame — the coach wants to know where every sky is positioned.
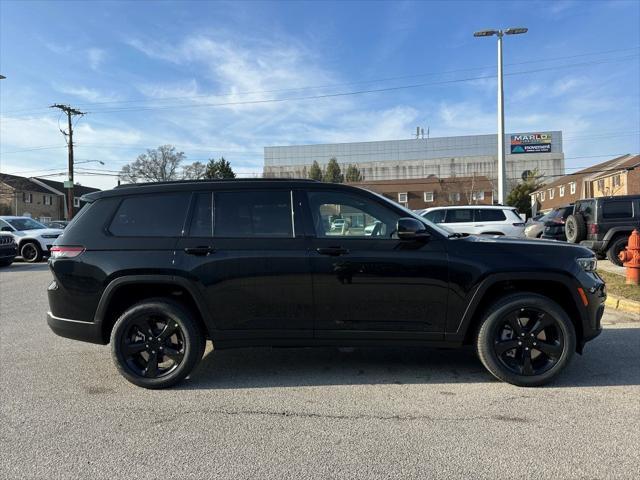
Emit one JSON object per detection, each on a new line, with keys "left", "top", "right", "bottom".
{"left": 0, "top": 0, "right": 639, "bottom": 190}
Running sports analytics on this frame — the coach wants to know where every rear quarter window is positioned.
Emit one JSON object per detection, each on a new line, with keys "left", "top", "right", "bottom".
{"left": 445, "top": 209, "right": 473, "bottom": 223}
{"left": 476, "top": 209, "right": 507, "bottom": 222}
{"left": 109, "top": 193, "right": 191, "bottom": 237}
{"left": 602, "top": 200, "right": 633, "bottom": 219}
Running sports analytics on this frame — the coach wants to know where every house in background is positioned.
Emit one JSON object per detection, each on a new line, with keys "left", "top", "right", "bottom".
{"left": 0, "top": 173, "right": 100, "bottom": 221}
{"left": 530, "top": 154, "right": 640, "bottom": 213}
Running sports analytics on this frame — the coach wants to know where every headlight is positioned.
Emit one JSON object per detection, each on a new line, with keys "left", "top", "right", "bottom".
{"left": 41, "top": 234, "right": 60, "bottom": 239}
{"left": 576, "top": 257, "right": 597, "bottom": 272}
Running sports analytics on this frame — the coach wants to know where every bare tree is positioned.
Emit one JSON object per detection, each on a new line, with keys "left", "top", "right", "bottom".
{"left": 119, "top": 145, "right": 185, "bottom": 184}
{"left": 182, "top": 161, "right": 207, "bottom": 180}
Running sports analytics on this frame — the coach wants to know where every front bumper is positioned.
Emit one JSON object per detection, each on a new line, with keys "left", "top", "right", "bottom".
{"left": 46, "top": 312, "right": 105, "bottom": 344}
{"left": 0, "top": 245, "right": 17, "bottom": 260}
{"left": 579, "top": 272, "right": 607, "bottom": 348}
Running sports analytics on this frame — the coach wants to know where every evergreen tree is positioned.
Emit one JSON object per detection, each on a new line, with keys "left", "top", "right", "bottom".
{"left": 323, "top": 157, "right": 343, "bottom": 183}
{"left": 205, "top": 157, "right": 235, "bottom": 179}
{"left": 345, "top": 164, "right": 363, "bottom": 182}
{"left": 505, "top": 169, "right": 544, "bottom": 218}
{"left": 308, "top": 160, "right": 323, "bottom": 181}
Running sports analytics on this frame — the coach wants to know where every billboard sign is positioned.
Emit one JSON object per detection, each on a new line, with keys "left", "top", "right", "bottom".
{"left": 510, "top": 133, "right": 552, "bottom": 154}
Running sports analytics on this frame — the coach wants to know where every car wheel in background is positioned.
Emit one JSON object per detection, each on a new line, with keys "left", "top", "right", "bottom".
{"left": 476, "top": 293, "right": 576, "bottom": 387}
{"left": 20, "top": 241, "right": 42, "bottom": 263}
{"left": 110, "top": 298, "right": 206, "bottom": 389}
{"left": 565, "top": 214, "right": 586, "bottom": 244}
{"left": 606, "top": 235, "right": 629, "bottom": 267}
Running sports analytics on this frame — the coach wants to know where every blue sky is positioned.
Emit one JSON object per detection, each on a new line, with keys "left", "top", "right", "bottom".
{"left": 1, "top": 0, "right": 639, "bottom": 189}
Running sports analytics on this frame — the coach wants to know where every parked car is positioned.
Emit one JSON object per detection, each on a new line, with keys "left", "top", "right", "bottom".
{"left": 540, "top": 205, "right": 575, "bottom": 241}
{"left": 330, "top": 218, "right": 346, "bottom": 231}
{"left": 524, "top": 212, "right": 550, "bottom": 238}
{"left": 421, "top": 205, "right": 526, "bottom": 237}
{"left": 43, "top": 220, "right": 70, "bottom": 229}
{"left": 565, "top": 195, "right": 640, "bottom": 266}
{"left": 47, "top": 180, "right": 604, "bottom": 389}
{"left": 0, "top": 216, "right": 64, "bottom": 262}
{"left": 0, "top": 232, "right": 17, "bottom": 267}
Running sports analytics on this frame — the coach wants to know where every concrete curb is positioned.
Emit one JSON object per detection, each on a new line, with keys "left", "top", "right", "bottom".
{"left": 605, "top": 295, "right": 640, "bottom": 316}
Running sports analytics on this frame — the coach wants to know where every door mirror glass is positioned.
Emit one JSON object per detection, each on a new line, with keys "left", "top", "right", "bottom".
{"left": 397, "top": 218, "right": 430, "bottom": 241}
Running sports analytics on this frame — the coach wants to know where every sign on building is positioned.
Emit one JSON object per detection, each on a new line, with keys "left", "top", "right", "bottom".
{"left": 510, "top": 133, "right": 552, "bottom": 154}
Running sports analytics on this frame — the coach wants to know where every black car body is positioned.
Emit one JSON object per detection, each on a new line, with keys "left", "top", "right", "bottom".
{"left": 0, "top": 232, "right": 17, "bottom": 266}
{"left": 540, "top": 205, "right": 575, "bottom": 241}
{"left": 47, "top": 180, "right": 605, "bottom": 388}
{"left": 565, "top": 195, "right": 640, "bottom": 265}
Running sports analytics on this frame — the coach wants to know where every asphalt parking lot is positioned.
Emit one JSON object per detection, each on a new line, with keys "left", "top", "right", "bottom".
{"left": 1, "top": 262, "right": 639, "bottom": 479}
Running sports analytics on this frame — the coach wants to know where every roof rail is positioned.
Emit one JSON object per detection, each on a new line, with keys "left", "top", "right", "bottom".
{"left": 114, "top": 178, "right": 319, "bottom": 189}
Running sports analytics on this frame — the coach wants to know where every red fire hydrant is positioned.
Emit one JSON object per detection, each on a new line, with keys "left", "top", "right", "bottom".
{"left": 619, "top": 229, "right": 640, "bottom": 285}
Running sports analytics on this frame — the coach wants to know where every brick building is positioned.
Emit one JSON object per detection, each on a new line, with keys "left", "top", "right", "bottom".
{"left": 349, "top": 175, "right": 494, "bottom": 210}
{"left": 530, "top": 154, "right": 640, "bottom": 212}
{"left": 0, "top": 173, "right": 100, "bottom": 221}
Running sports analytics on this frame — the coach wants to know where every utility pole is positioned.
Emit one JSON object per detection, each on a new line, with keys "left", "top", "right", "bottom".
{"left": 50, "top": 104, "right": 85, "bottom": 220}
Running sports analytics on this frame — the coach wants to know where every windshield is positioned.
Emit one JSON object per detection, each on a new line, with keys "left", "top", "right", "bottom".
{"left": 6, "top": 218, "right": 47, "bottom": 231}
{"left": 368, "top": 191, "right": 452, "bottom": 237}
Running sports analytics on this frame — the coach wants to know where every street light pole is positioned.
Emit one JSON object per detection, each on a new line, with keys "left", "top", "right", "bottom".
{"left": 474, "top": 27, "right": 528, "bottom": 204}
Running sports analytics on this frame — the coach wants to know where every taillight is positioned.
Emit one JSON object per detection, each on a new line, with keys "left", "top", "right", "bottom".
{"left": 589, "top": 224, "right": 599, "bottom": 235}
{"left": 50, "top": 246, "right": 85, "bottom": 259}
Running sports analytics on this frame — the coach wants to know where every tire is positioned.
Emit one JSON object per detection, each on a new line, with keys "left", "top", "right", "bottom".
{"left": 110, "top": 298, "right": 206, "bottom": 389}
{"left": 476, "top": 293, "right": 576, "bottom": 387}
{"left": 565, "top": 214, "right": 586, "bottom": 244}
{"left": 20, "top": 241, "right": 42, "bottom": 263}
{"left": 606, "top": 235, "right": 629, "bottom": 267}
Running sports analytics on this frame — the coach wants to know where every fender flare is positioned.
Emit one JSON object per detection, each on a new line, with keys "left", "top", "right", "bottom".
{"left": 94, "top": 274, "right": 216, "bottom": 335}
{"left": 602, "top": 227, "right": 633, "bottom": 247}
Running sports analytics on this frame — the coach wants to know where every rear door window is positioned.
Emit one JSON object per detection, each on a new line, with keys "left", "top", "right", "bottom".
{"left": 109, "top": 193, "right": 190, "bottom": 237}
{"left": 423, "top": 209, "right": 445, "bottom": 223}
{"left": 475, "top": 209, "right": 506, "bottom": 222}
{"left": 602, "top": 200, "right": 633, "bottom": 219}
{"left": 214, "top": 190, "right": 293, "bottom": 238}
{"left": 445, "top": 209, "right": 473, "bottom": 223}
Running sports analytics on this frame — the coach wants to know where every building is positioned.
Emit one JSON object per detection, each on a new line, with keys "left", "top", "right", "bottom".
{"left": 350, "top": 176, "right": 494, "bottom": 210}
{"left": 530, "top": 154, "right": 640, "bottom": 212}
{"left": 264, "top": 131, "right": 564, "bottom": 197}
{"left": 0, "top": 173, "right": 100, "bottom": 221}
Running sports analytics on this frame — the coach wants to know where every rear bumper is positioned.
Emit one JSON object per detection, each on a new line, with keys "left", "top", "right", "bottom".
{"left": 46, "top": 312, "right": 105, "bottom": 344}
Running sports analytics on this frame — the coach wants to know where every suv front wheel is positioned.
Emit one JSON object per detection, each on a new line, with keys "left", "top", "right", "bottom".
{"left": 110, "top": 298, "right": 206, "bottom": 389}
{"left": 476, "top": 293, "right": 576, "bottom": 387}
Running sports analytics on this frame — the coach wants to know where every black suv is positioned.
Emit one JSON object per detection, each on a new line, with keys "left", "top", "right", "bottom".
{"left": 565, "top": 195, "right": 640, "bottom": 265}
{"left": 47, "top": 180, "right": 605, "bottom": 388}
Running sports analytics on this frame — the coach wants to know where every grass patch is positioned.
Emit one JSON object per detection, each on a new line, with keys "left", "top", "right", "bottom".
{"left": 598, "top": 270, "right": 640, "bottom": 302}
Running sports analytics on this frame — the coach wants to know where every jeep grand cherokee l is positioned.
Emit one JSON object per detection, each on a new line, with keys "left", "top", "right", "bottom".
{"left": 47, "top": 180, "right": 605, "bottom": 389}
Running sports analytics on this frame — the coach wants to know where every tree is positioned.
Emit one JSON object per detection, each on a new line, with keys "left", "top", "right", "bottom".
{"left": 182, "top": 161, "right": 207, "bottom": 180}
{"left": 505, "top": 169, "right": 544, "bottom": 218}
{"left": 205, "top": 157, "right": 235, "bottom": 179}
{"left": 119, "top": 145, "right": 185, "bottom": 183}
{"left": 323, "top": 157, "right": 343, "bottom": 183}
{"left": 345, "top": 164, "right": 363, "bottom": 182}
{"left": 308, "top": 160, "right": 323, "bottom": 181}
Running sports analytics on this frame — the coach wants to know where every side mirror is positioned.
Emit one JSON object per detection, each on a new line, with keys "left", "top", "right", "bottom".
{"left": 1, "top": 226, "right": 12, "bottom": 232}
{"left": 397, "top": 217, "right": 430, "bottom": 242}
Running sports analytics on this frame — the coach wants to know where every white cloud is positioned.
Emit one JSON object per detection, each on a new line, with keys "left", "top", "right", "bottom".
{"left": 87, "top": 48, "right": 106, "bottom": 70}
{"left": 55, "top": 85, "right": 121, "bottom": 103}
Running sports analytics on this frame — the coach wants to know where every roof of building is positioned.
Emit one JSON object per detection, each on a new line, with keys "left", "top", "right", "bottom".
{"left": 0, "top": 173, "right": 54, "bottom": 194}
{"left": 31, "top": 177, "right": 101, "bottom": 196}
{"left": 534, "top": 154, "right": 638, "bottom": 192}
{"left": 349, "top": 175, "right": 493, "bottom": 187}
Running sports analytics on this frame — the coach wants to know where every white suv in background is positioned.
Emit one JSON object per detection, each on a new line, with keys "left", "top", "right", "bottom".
{"left": 0, "top": 216, "right": 64, "bottom": 262}
{"left": 421, "top": 206, "right": 526, "bottom": 237}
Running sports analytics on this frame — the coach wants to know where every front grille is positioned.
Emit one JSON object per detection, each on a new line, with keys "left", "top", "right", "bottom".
{"left": 0, "top": 236, "right": 14, "bottom": 245}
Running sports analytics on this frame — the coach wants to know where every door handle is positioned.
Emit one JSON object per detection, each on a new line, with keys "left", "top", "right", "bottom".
{"left": 184, "top": 246, "right": 214, "bottom": 256}
{"left": 316, "top": 247, "right": 350, "bottom": 256}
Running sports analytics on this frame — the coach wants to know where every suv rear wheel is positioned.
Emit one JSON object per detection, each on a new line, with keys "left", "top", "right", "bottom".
{"left": 476, "top": 293, "right": 576, "bottom": 387}
{"left": 565, "top": 214, "right": 586, "bottom": 243}
{"left": 110, "top": 298, "right": 206, "bottom": 389}
{"left": 606, "top": 235, "right": 628, "bottom": 267}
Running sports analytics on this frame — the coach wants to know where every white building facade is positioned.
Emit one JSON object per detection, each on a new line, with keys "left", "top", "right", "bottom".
{"left": 264, "top": 131, "right": 564, "bottom": 195}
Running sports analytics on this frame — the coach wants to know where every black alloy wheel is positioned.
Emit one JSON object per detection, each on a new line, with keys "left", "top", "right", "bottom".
{"left": 476, "top": 293, "right": 576, "bottom": 387}
{"left": 111, "top": 298, "right": 205, "bottom": 389}
{"left": 20, "top": 241, "right": 42, "bottom": 263}
{"left": 492, "top": 307, "right": 564, "bottom": 376}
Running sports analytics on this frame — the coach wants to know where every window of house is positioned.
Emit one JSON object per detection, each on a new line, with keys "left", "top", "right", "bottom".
{"left": 109, "top": 192, "right": 191, "bottom": 237}
{"left": 570, "top": 182, "right": 576, "bottom": 194}
{"left": 423, "top": 191, "right": 434, "bottom": 203}
{"left": 541, "top": 191, "right": 545, "bottom": 201}
{"left": 214, "top": 190, "right": 293, "bottom": 238}
{"left": 43, "top": 195, "right": 52, "bottom": 206}
{"left": 559, "top": 185, "right": 565, "bottom": 197}
{"left": 471, "top": 191, "right": 485, "bottom": 201}
{"left": 39, "top": 216, "right": 52, "bottom": 223}
{"left": 597, "top": 179, "right": 605, "bottom": 191}
{"left": 448, "top": 192, "right": 461, "bottom": 203}
{"left": 23, "top": 192, "right": 32, "bottom": 204}
{"left": 73, "top": 197, "right": 81, "bottom": 207}
{"left": 398, "top": 192, "right": 408, "bottom": 204}
{"left": 613, "top": 175, "right": 621, "bottom": 187}
{"left": 549, "top": 189, "right": 554, "bottom": 200}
